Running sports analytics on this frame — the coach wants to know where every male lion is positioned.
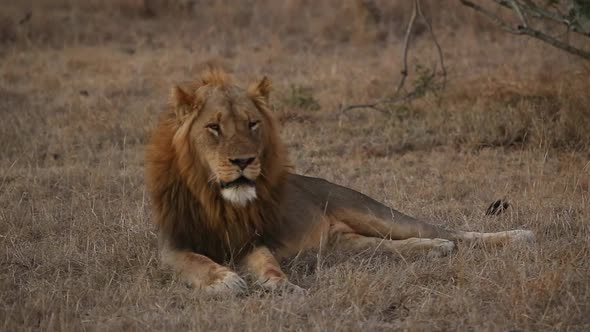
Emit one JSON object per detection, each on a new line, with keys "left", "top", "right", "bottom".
{"left": 145, "top": 68, "right": 533, "bottom": 294}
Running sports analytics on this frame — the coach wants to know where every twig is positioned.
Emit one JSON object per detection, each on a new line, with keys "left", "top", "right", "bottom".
{"left": 460, "top": 0, "right": 590, "bottom": 61}
{"left": 396, "top": 0, "right": 418, "bottom": 94}
{"left": 514, "top": 1, "right": 589, "bottom": 36}
{"left": 340, "top": 103, "right": 389, "bottom": 114}
{"left": 18, "top": 11, "right": 32, "bottom": 25}
{"left": 342, "top": 0, "right": 446, "bottom": 114}
{"left": 340, "top": 79, "right": 435, "bottom": 115}
{"left": 416, "top": 0, "right": 447, "bottom": 91}
{"left": 495, "top": 0, "right": 588, "bottom": 36}
{"left": 459, "top": 0, "right": 521, "bottom": 33}
{"left": 508, "top": 0, "right": 528, "bottom": 28}
{"left": 516, "top": 24, "right": 590, "bottom": 60}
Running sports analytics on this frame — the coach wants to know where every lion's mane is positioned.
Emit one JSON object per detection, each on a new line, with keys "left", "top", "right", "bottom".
{"left": 145, "top": 69, "right": 288, "bottom": 263}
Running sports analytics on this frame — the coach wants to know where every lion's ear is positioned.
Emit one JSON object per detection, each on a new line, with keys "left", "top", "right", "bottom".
{"left": 171, "top": 85, "right": 193, "bottom": 119}
{"left": 248, "top": 76, "right": 271, "bottom": 103}
{"left": 171, "top": 85, "right": 206, "bottom": 120}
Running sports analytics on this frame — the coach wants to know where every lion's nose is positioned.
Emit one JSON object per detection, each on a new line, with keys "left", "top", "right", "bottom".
{"left": 229, "top": 157, "right": 256, "bottom": 170}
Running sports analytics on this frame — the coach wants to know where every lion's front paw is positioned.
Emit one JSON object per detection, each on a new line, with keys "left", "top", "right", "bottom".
{"left": 258, "top": 278, "right": 306, "bottom": 294}
{"left": 427, "top": 239, "right": 456, "bottom": 258}
{"left": 203, "top": 270, "right": 248, "bottom": 295}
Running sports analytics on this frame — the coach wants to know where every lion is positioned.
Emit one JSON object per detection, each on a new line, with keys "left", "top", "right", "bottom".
{"left": 145, "top": 68, "right": 534, "bottom": 294}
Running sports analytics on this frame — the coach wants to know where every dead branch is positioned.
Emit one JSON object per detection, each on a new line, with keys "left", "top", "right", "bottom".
{"left": 508, "top": 0, "right": 528, "bottom": 28}
{"left": 518, "top": 25, "right": 590, "bottom": 59}
{"left": 340, "top": 69, "right": 439, "bottom": 116}
{"left": 342, "top": 0, "right": 446, "bottom": 114}
{"left": 396, "top": 0, "right": 418, "bottom": 94}
{"left": 416, "top": 0, "right": 447, "bottom": 91}
{"left": 459, "top": 0, "right": 521, "bottom": 33}
{"left": 460, "top": 0, "right": 590, "bottom": 61}
{"left": 496, "top": 0, "right": 590, "bottom": 36}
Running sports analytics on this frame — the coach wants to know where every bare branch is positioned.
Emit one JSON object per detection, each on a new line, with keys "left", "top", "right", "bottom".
{"left": 495, "top": 0, "right": 585, "bottom": 35}
{"left": 340, "top": 0, "right": 447, "bottom": 114}
{"left": 459, "top": 0, "right": 520, "bottom": 33}
{"left": 460, "top": 0, "right": 590, "bottom": 61}
{"left": 416, "top": 0, "right": 447, "bottom": 91}
{"left": 396, "top": 0, "right": 418, "bottom": 94}
{"left": 516, "top": 24, "right": 590, "bottom": 60}
{"left": 492, "top": 0, "right": 590, "bottom": 37}
{"left": 340, "top": 67, "right": 436, "bottom": 115}
{"left": 339, "top": 103, "right": 388, "bottom": 114}
{"left": 342, "top": 0, "right": 447, "bottom": 114}
{"left": 508, "top": 0, "right": 528, "bottom": 28}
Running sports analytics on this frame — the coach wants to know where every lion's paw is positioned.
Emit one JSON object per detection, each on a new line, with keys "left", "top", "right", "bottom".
{"left": 204, "top": 270, "right": 248, "bottom": 295}
{"left": 259, "top": 278, "right": 306, "bottom": 294}
{"left": 427, "top": 239, "right": 456, "bottom": 258}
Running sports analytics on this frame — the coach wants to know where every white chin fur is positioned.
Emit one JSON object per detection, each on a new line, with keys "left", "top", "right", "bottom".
{"left": 221, "top": 186, "right": 257, "bottom": 206}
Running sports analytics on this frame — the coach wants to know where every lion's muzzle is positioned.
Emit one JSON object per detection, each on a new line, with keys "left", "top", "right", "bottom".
{"left": 219, "top": 175, "right": 257, "bottom": 206}
{"left": 220, "top": 176, "right": 255, "bottom": 189}
{"left": 229, "top": 157, "right": 256, "bottom": 170}
{"left": 216, "top": 155, "right": 260, "bottom": 205}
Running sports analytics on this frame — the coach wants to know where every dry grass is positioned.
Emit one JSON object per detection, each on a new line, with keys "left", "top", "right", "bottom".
{"left": 1, "top": 1, "right": 589, "bottom": 331}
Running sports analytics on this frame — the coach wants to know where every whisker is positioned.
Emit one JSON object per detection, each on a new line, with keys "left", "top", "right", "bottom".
{"left": 208, "top": 173, "right": 218, "bottom": 185}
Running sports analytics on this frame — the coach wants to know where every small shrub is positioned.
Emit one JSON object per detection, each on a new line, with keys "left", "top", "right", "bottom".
{"left": 283, "top": 85, "right": 321, "bottom": 111}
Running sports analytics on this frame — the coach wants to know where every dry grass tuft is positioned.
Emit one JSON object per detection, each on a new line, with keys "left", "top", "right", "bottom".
{"left": 1, "top": 1, "right": 589, "bottom": 330}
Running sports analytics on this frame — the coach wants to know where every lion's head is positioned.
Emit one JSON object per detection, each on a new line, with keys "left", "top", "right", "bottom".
{"left": 169, "top": 68, "right": 286, "bottom": 206}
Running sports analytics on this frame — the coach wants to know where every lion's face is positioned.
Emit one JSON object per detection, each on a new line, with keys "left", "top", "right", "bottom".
{"left": 172, "top": 72, "right": 276, "bottom": 206}
{"left": 192, "top": 88, "right": 265, "bottom": 205}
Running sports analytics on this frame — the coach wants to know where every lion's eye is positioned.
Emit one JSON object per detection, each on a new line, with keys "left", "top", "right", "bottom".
{"left": 206, "top": 124, "right": 220, "bottom": 136}
{"left": 249, "top": 121, "right": 260, "bottom": 131}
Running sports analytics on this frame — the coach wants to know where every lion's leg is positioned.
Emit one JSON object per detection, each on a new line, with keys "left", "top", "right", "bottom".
{"left": 160, "top": 247, "right": 247, "bottom": 295}
{"left": 330, "top": 224, "right": 455, "bottom": 258}
{"left": 336, "top": 211, "right": 534, "bottom": 246}
{"left": 332, "top": 209, "right": 534, "bottom": 246}
{"left": 240, "top": 246, "right": 304, "bottom": 292}
{"left": 292, "top": 174, "right": 534, "bottom": 245}
{"left": 332, "top": 209, "right": 459, "bottom": 240}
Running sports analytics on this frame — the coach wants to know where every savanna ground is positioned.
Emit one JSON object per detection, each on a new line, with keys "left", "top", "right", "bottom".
{"left": 1, "top": 0, "right": 590, "bottom": 330}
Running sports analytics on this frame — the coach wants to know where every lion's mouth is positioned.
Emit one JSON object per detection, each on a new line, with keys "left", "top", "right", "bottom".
{"left": 220, "top": 176, "right": 255, "bottom": 189}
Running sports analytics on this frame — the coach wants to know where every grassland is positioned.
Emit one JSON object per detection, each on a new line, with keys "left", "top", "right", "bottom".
{"left": 1, "top": 1, "right": 589, "bottom": 330}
